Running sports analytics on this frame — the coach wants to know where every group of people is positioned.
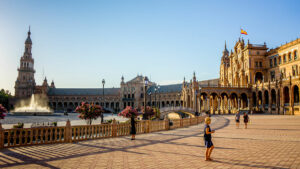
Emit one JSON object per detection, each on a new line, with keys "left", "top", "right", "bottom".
{"left": 235, "top": 112, "right": 250, "bottom": 129}
{"left": 203, "top": 111, "right": 250, "bottom": 161}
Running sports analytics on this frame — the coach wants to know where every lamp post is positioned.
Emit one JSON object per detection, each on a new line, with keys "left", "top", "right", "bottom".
{"left": 149, "top": 92, "right": 152, "bottom": 107}
{"left": 154, "top": 86, "right": 157, "bottom": 108}
{"left": 157, "top": 85, "right": 160, "bottom": 108}
{"left": 101, "top": 79, "right": 105, "bottom": 123}
{"left": 143, "top": 77, "right": 149, "bottom": 119}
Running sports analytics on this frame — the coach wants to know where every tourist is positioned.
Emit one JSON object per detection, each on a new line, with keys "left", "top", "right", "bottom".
{"left": 204, "top": 117, "right": 215, "bottom": 161}
{"left": 243, "top": 112, "right": 249, "bottom": 129}
{"left": 130, "top": 115, "right": 136, "bottom": 140}
{"left": 235, "top": 111, "right": 240, "bottom": 128}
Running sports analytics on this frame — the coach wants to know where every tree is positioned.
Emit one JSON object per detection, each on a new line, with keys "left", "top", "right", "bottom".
{"left": 0, "top": 104, "right": 7, "bottom": 119}
{"left": 75, "top": 102, "right": 103, "bottom": 125}
{"left": 0, "top": 89, "right": 12, "bottom": 110}
{"left": 118, "top": 106, "right": 138, "bottom": 118}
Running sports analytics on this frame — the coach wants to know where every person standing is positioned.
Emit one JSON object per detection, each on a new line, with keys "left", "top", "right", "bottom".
{"left": 235, "top": 112, "right": 240, "bottom": 128}
{"left": 130, "top": 115, "right": 136, "bottom": 140}
{"left": 204, "top": 117, "right": 215, "bottom": 161}
{"left": 243, "top": 112, "right": 249, "bottom": 129}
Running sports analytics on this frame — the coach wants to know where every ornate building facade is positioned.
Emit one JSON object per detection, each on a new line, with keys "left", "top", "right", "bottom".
{"left": 183, "top": 38, "right": 300, "bottom": 115}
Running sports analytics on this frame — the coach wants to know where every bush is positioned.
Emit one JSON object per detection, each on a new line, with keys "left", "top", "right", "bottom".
{"left": 52, "top": 122, "right": 57, "bottom": 126}
{"left": 13, "top": 122, "right": 24, "bottom": 129}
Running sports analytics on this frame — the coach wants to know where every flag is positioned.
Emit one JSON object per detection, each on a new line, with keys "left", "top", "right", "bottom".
{"left": 241, "top": 29, "right": 248, "bottom": 35}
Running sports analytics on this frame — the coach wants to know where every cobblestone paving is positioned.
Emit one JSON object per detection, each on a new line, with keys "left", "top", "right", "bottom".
{"left": 0, "top": 115, "right": 300, "bottom": 169}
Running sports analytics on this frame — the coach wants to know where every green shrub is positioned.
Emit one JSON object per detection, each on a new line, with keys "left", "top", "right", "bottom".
{"left": 13, "top": 122, "right": 24, "bottom": 129}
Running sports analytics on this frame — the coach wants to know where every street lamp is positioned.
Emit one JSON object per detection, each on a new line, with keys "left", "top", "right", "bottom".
{"left": 143, "top": 76, "right": 149, "bottom": 119}
{"left": 101, "top": 79, "right": 105, "bottom": 123}
{"left": 155, "top": 85, "right": 160, "bottom": 108}
{"left": 149, "top": 92, "right": 152, "bottom": 107}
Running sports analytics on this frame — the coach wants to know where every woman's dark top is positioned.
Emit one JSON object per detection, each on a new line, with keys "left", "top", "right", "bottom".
{"left": 204, "top": 124, "right": 212, "bottom": 141}
{"left": 130, "top": 117, "right": 136, "bottom": 134}
{"left": 243, "top": 114, "right": 249, "bottom": 123}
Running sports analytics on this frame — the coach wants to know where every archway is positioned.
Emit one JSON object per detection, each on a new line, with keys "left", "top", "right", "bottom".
{"left": 252, "top": 92, "right": 257, "bottom": 107}
{"left": 293, "top": 85, "right": 299, "bottom": 106}
{"left": 271, "top": 89, "right": 276, "bottom": 110}
{"left": 241, "top": 93, "right": 248, "bottom": 109}
{"left": 255, "top": 72, "right": 263, "bottom": 83}
{"left": 264, "top": 90, "right": 269, "bottom": 110}
{"left": 221, "top": 92, "right": 229, "bottom": 114}
{"left": 230, "top": 93, "right": 238, "bottom": 113}
{"left": 258, "top": 91, "right": 262, "bottom": 109}
{"left": 283, "top": 86, "right": 290, "bottom": 106}
{"left": 210, "top": 93, "right": 218, "bottom": 114}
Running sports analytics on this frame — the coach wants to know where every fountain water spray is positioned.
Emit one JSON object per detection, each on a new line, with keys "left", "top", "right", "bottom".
{"left": 12, "top": 94, "right": 53, "bottom": 115}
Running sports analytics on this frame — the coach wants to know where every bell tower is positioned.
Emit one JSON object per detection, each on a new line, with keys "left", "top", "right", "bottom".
{"left": 14, "top": 27, "right": 36, "bottom": 98}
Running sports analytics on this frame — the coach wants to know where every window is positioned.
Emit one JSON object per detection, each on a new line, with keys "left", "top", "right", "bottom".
{"left": 279, "top": 56, "right": 281, "bottom": 64}
{"left": 289, "top": 53, "right": 292, "bottom": 61}
{"left": 255, "top": 61, "right": 258, "bottom": 67}
{"left": 257, "top": 51, "right": 260, "bottom": 55}
{"left": 269, "top": 59, "right": 273, "bottom": 67}
{"left": 294, "top": 51, "right": 298, "bottom": 60}
{"left": 124, "top": 94, "right": 126, "bottom": 98}
{"left": 259, "top": 62, "right": 262, "bottom": 67}
{"left": 274, "top": 58, "right": 277, "bottom": 66}
{"left": 270, "top": 71, "right": 275, "bottom": 81}
{"left": 283, "top": 55, "right": 286, "bottom": 63}
{"left": 140, "top": 93, "right": 144, "bottom": 98}
{"left": 132, "top": 94, "right": 134, "bottom": 98}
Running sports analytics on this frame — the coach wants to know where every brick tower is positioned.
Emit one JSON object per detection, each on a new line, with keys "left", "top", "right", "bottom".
{"left": 14, "top": 27, "right": 36, "bottom": 98}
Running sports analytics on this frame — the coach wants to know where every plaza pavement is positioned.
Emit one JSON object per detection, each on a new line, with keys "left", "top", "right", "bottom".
{"left": 0, "top": 115, "right": 300, "bottom": 169}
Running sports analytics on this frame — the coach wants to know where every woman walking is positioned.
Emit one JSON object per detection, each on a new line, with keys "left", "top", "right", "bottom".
{"left": 118, "top": 106, "right": 138, "bottom": 140}
{"left": 243, "top": 112, "right": 249, "bottom": 129}
{"left": 235, "top": 111, "right": 240, "bottom": 128}
{"left": 130, "top": 115, "right": 136, "bottom": 140}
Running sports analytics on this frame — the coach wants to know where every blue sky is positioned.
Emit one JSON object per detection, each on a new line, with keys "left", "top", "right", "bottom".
{"left": 1, "top": 0, "right": 299, "bottom": 94}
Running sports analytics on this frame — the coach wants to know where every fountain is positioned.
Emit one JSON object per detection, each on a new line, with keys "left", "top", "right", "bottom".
{"left": 12, "top": 94, "right": 53, "bottom": 116}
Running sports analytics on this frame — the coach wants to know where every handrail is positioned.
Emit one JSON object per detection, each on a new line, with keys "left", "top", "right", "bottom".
{"left": 0, "top": 116, "right": 205, "bottom": 149}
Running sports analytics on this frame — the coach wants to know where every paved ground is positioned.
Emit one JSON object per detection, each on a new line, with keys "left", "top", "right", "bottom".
{"left": 0, "top": 115, "right": 300, "bottom": 169}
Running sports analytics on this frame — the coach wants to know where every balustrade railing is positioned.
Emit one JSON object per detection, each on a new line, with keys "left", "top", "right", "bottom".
{"left": 0, "top": 116, "right": 205, "bottom": 149}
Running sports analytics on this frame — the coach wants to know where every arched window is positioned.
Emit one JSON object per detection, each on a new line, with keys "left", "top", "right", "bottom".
{"left": 283, "top": 55, "right": 286, "bottom": 63}
{"left": 278, "top": 56, "right": 281, "bottom": 64}
{"left": 294, "top": 50, "right": 298, "bottom": 60}
{"left": 288, "top": 53, "right": 292, "bottom": 61}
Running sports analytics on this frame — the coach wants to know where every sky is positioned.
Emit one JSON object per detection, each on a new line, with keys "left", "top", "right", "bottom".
{"left": 0, "top": 0, "right": 300, "bottom": 94}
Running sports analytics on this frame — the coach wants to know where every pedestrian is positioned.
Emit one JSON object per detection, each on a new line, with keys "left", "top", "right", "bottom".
{"left": 235, "top": 111, "right": 240, "bottom": 128}
{"left": 204, "top": 117, "right": 215, "bottom": 161}
{"left": 243, "top": 112, "right": 249, "bottom": 129}
{"left": 130, "top": 114, "right": 136, "bottom": 140}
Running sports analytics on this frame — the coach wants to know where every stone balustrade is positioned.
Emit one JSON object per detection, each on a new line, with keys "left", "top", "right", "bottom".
{"left": 0, "top": 116, "right": 204, "bottom": 149}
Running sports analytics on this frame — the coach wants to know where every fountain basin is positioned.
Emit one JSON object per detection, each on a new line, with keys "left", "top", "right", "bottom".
{"left": 12, "top": 111, "right": 54, "bottom": 116}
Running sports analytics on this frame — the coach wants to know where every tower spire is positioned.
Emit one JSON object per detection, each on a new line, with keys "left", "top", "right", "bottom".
{"left": 25, "top": 26, "right": 32, "bottom": 44}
